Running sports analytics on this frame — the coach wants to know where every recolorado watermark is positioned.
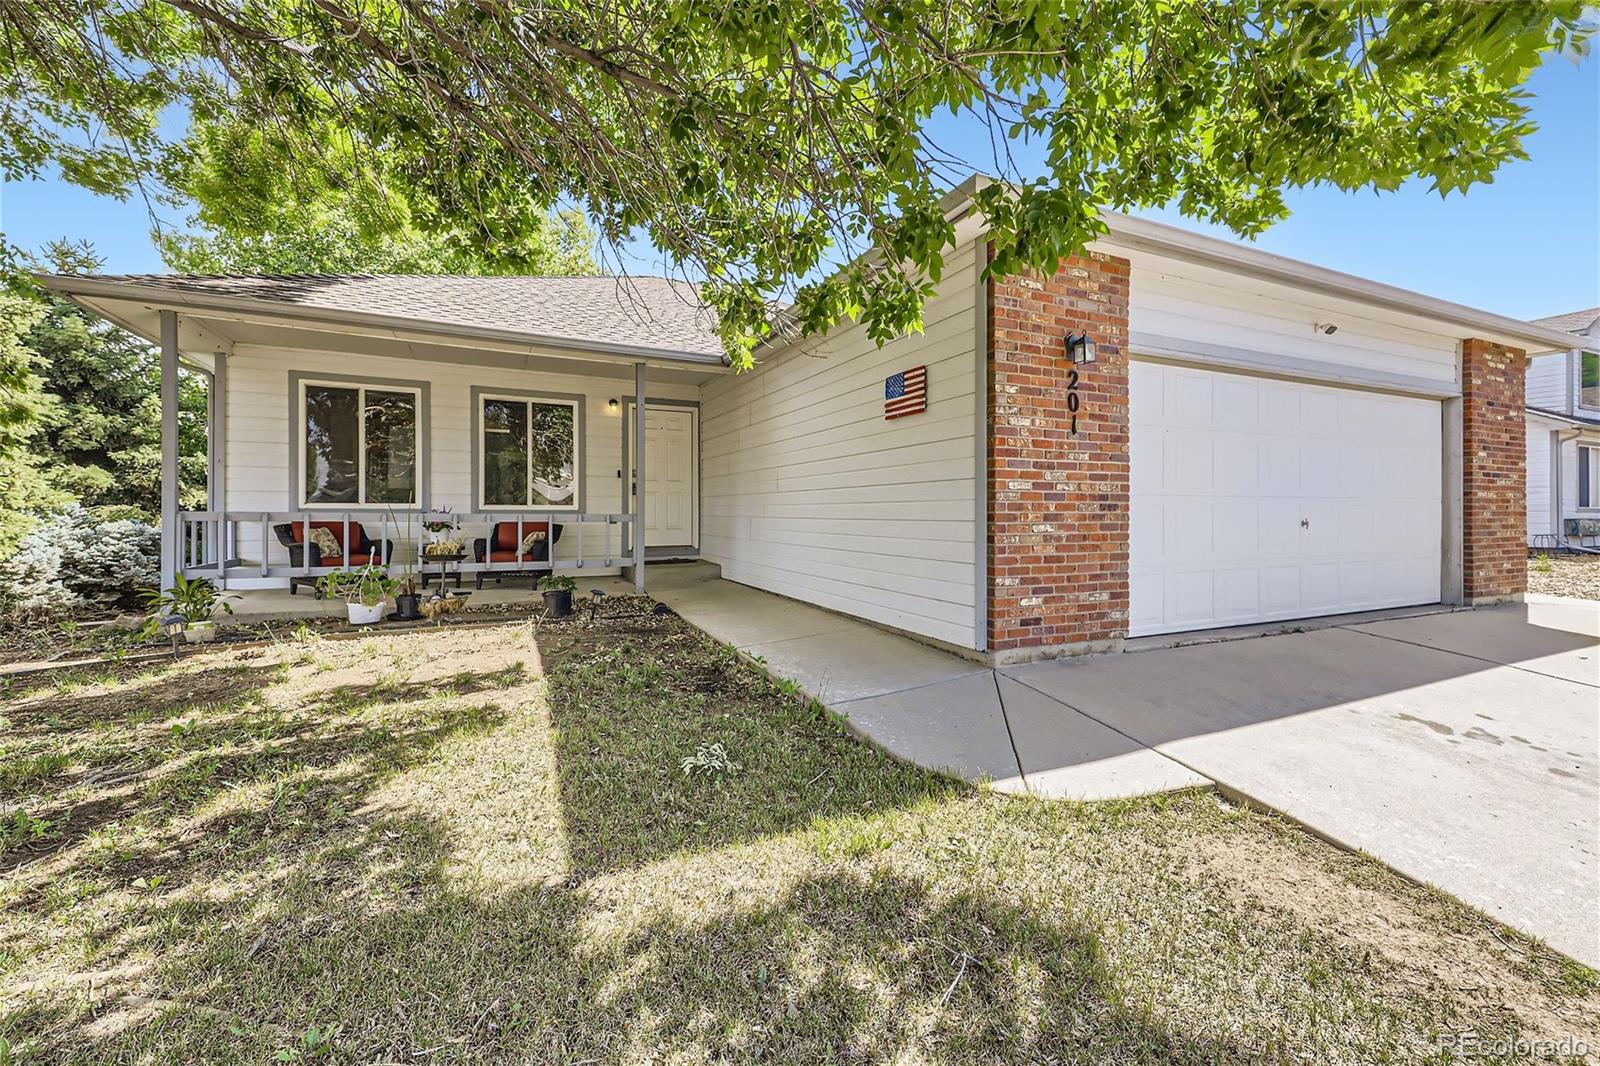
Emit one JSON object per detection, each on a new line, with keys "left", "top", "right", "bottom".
{"left": 1437, "top": 1031, "right": 1591, "bottom": 1058}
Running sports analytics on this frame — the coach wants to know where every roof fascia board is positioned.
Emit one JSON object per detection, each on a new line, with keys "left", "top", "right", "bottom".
{"left": 940, "top": 175, "right": 1588, "bottom": 356}
{"left": 36, "top": 274, "right": 730, "bottom": 370}
{"left": 1526, "top": 406, "right": 1600, "bottom": 430}
{"left": 1095, "top": 212, "right": 1583, "bottom": 355}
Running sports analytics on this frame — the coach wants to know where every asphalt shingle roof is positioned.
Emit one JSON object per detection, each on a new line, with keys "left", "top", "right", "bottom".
{"left": 79, "top": 274, "right": 722, "bottom": 357}
{"left": 1531, "top": 307, "right": 1600, "bottom": 335}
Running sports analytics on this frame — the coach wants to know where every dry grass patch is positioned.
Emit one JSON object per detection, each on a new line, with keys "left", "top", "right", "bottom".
{"left": 1, "top": 603, "right": 1595, "bottom": 1064}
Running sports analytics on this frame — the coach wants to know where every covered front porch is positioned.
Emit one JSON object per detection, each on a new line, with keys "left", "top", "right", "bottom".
{"left": 37, "top": 274, "right": 728, "bottom": 599}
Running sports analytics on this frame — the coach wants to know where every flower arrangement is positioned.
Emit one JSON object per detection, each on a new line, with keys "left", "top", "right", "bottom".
{"left": 421, "top": 509, "right": 456, "bottom": 534}
{"left": 423, "top": 538, "right": 464, "bottom": 556}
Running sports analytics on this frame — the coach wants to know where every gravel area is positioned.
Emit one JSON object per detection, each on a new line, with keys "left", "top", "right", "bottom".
{"left": 1527, "top": 554, "right": 1600, "bottom": 601}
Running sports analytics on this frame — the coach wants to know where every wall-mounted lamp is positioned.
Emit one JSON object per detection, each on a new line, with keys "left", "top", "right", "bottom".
{"left": 608, "top": 398, "right": 620, "bottom": 410}
{"left": 1065, "top": 332, "right": 1097, "bottom": 364}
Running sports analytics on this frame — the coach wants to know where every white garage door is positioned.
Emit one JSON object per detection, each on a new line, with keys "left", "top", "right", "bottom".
{"left": 1129, "top": 361, "right": 1442, "bottom": 637}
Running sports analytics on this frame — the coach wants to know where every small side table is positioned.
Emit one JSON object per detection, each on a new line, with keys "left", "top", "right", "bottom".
{"left": 418, "top": 551, "right": 466, "bottom": 589}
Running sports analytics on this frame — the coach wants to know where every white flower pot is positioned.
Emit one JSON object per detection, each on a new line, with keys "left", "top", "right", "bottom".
{"left": 184, "top": 621, "right": 217, "bottom": 643}
{"left": 347, "top": 601, "right": 385, "bottom": 626}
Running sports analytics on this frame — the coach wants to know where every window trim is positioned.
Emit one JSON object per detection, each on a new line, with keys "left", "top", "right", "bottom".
{"left": 1579, "top": 352, "right": 1600, "bottom": 413}
{"left": 290, "top": 372, "right": 429, "bottom": 511}
{"left": 470, "top": 386, "right": 585, "bottom": 513}
{"left": 1580, "top": 443, "right": 1600, "bottom": 512}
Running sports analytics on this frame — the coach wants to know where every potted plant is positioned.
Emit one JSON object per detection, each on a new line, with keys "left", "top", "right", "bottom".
{"left": 141, "top": 574, "right": 235, "bottom": 643}
{"left": 539, "top": 574, "right": 577, "bottom": 619}
{"left": 393, "top": 573, "right": 422, "bottom": 621}
{"left": 316, "top": 564, "right": 397, "bottom": 625}
{"left": 421, "top": 508, "right": 456, "bottom": 546}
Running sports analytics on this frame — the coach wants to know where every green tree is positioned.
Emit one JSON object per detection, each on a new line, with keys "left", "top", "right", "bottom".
{"left": 0, "top": 294, "right": 69, "bottom": 553}
{"left": 25, "top": 241, "right": 208, "bottom": 520}
{"left": 159, "top": 121, "right": 597, "bottom": 275}
{"left": 0, "top": 1, "right": 1589, "bottom": 365}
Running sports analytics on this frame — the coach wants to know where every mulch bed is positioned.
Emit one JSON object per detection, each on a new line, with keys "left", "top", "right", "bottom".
{"left": 0, "top": 597, "right": 665, "bottom": 679}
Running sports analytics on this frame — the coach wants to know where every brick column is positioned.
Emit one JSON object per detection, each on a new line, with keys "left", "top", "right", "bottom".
{"left": 987, "top": 251, "right": 1130, "bottom": 661}
{"left": 1460, "top": 337, "right": 1526, "bottom": 602}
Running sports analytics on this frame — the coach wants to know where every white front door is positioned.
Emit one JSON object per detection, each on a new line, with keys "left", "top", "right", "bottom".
{"left": 1129, "top": 361, "right": 1442, "bottom": 636}
{"left": 631, "top": 406, "right": 697, "bottom": 548}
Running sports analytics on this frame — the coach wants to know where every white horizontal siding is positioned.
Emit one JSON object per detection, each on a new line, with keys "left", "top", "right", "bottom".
{"left": 699, "top": 238, "right": 981, "bottom": 649}
{"left": 222, "top": 346, "right": 697, "bottom": 571}
{"left": 1525, "top": 352, "right": 1570, "bottom": 413}
{"left": 1125, "top": 251, "right": 1461, "bottom": 385}
{"left": 1526, "top": 424, "right": 1552, "bottom": 539}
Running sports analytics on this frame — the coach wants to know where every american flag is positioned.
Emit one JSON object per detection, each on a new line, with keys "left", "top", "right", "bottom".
{"left": 884, "top": 365, "right": 927, "bottom": 420}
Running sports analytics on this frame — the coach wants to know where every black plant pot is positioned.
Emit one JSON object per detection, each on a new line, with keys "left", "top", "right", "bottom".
{"left": 542, "top": 588, "right": 573, "bottom": 619}
{"left": 393, "top": 592, "right": 422, "bottom": 621}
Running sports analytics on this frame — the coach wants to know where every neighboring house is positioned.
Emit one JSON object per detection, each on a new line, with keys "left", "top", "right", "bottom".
{"left": 39, "top": 176, "right": 1585, "bottom": 664}
{"left": 1524, "top": 307, "right": 1600, "bottom": 551}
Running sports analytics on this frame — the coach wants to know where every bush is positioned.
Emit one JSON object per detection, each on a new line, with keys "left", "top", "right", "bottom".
{"left": 1, "top": 505, "right": 160, "bottom": 616}
{"left": 90, "top": 503, "right": 156, "bottom": 524}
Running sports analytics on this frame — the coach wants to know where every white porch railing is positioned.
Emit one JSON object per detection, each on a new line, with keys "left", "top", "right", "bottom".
{"left": 178, "top": 510, "right": 635, "bottom": 585}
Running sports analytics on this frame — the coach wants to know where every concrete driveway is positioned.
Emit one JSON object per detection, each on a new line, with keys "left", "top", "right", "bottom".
{"left": 647, "top": 564, "right": 1597, "bottom": 968}
{"left": 1004, "top": 597, "right": 1600, "bottom": 968}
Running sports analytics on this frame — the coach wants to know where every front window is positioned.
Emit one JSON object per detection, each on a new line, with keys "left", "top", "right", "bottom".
{"left": 479, "top": 395, "right": 578, "bottom": 509}
{"left": 1581, "top": 353, "right": 1599, "bottom": 410}
{"left": 301, "top": 381, "right": 418, "bottom": 506}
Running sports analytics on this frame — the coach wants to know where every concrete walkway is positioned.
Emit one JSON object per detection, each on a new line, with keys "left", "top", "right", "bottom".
{"left": 644, "top": 563, "right": 1207, "bottom": 799}
{"left": 648, "top": 564, "right": 1599, "bottom": 967}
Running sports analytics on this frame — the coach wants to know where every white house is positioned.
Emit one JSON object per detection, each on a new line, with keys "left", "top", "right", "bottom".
{"left": 1524, "top": 307, "right": 1600, "bottom": 551}
{"left": 41, "top": 176, "right": 1588, "bottom": 663}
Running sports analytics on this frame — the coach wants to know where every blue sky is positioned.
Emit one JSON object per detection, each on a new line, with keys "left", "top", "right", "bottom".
{"left": 3, "top": 50, "right": 1595, "bottom": 321}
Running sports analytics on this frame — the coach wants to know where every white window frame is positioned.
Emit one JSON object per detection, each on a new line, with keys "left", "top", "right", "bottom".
{"left": 1580, "top": 443, "right": 1600, "bottom": 511}
{"left": 476, "top": 392, "right": 582, "bottom": 512}
{"left": 1580, "top": 352, "right": 1600, "bottom": 413}
{"left": 297, "top": 378, "right": 423, "bottom": 509}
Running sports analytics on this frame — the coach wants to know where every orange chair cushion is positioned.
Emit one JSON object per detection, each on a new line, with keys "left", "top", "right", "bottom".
{"left": 492, "top": 522, "right": 549, "bottom": 552}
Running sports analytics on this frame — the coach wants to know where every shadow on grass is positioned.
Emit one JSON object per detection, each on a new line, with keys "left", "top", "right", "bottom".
{"left": 535, "top": 621, "right": 960, "bottom": 879}
{"left": 6, "top": 613, "right": 1529, "bottom": 1064}
{"left": 0, "top": 654, "right": 510, "bottom": 909}
{"left": 3, "top": 661, "right": 285, "bottom": 737}
{"left": 31, "top": 800, "right": 1255, "bottom": 1065}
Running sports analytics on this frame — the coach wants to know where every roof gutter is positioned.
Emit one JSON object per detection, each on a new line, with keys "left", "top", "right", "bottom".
{"left": 34, "top": 273, "right": 733, "bottom": 370}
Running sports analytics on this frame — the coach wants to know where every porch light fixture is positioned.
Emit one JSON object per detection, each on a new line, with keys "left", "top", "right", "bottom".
{"left": 608, "top": 398, "right": 619, "bottom": 410}
{"left": 1065, "top": 332, "right": 1096, "bottom": 364}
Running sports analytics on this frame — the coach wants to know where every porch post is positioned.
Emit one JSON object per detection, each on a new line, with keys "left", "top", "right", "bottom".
{"left": 210, "top": 349, "right": 228, "bottom": 586}
{"left": 633, "top": 362, "right": 646, "bottom": 593}
{"left": 159, "top": 310, "right": 180, "bottom": 592}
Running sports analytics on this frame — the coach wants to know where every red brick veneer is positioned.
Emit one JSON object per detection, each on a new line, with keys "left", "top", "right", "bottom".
{"left": 987, "top": 251, "right": 1131, "bottom": 657}
{"left": 1460, "top": 337, "right": 1527, "bottom": 602}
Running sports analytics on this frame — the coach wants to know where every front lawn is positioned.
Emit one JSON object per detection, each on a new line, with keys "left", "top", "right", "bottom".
{"left": 2, "top": 605, "right": 1595, "bottom": 1064}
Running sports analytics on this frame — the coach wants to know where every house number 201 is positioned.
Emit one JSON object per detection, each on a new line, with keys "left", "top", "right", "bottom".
{"left": 1066, "top": 369, "right": 1080, "bottom": 436}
